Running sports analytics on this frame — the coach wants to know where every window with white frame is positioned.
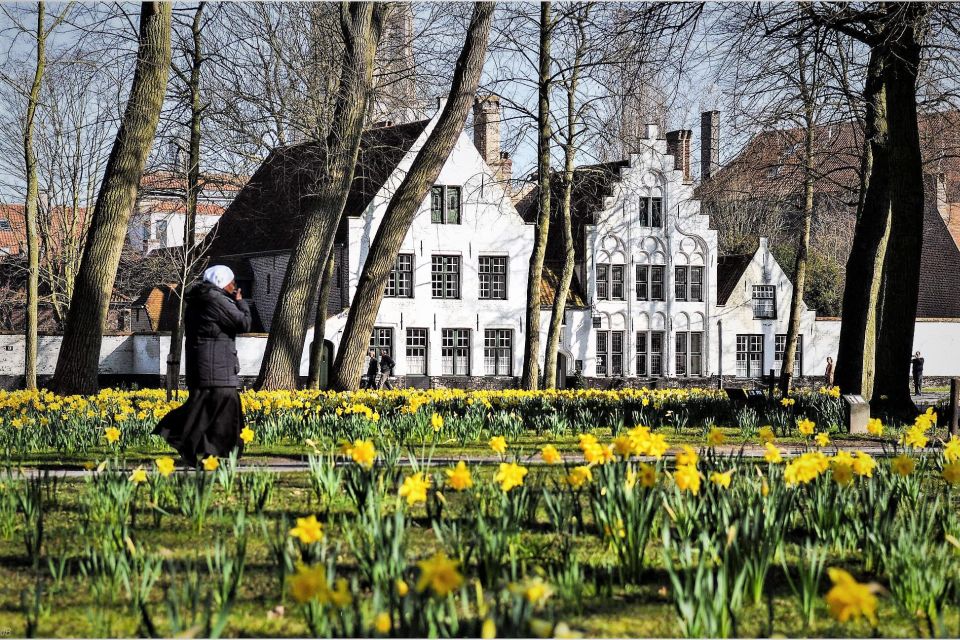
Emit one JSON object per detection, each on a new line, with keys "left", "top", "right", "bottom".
{"left": 611, "top": 265, "right": 624, "bottom": 300}
{"left": 596, "top": 330, "right": 623, "bottom": 377}
{"left": 736, "top": 334, "right": 764, "bottom": 378}
{"left": 639, "top": 196, "right": 663, "bottom": 227}
{"left": 430, "top": 185, "right": 461, "bottom": 224}
{"left": 674, "top": 266, "right": 703, "bottom": 302}
{"left": 636, "top": 265, "right": 665, "bottom": 301}
{"left": 369, "top": 327, "right": 393, "bottom": 359}
{"left": 675, "top": 331, "right": 703, "bottom": 377}
{"left": 385, "top": 254, "right": 414, "bottom": 298}
{"left": 597, "top": 264, "right": 624, "bottom": 301}
{"left": 431, "top": 255, "right": 460, "bottom": 299}
{"left": 406, "top": 328, "right": 427, "bottom": 375}
{"left": 774, "top": 334, "right": 802, "bottom": 377}
{"left": 479, "top": 256, "right": 507, "bottom": 300}
{"left": 596, "top": 264, "right": 609, "bottom": 300}
{"left": 441, "top": 328, "right": 470, "bottom": 375}
{"left": 636, "top": 330, "right": 664, "bottom": 376}
{"left": 484, "top": 329, "right": 512, "bottom": 375}
{"left": 650, "top": 331, "right": 664, "bottom": 376}
{"left": 752, "top": 285, "right": 776, "bottom": 319}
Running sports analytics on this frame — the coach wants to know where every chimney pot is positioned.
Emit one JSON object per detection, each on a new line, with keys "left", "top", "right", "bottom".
{"left": 473, "top": 94, "right": 512, "bottom": 191}
{"left": 644, "top": 123, "right": 659, "bottom": 140}
{"left": 701, "top": 110, "right": 720, "bottom": 181}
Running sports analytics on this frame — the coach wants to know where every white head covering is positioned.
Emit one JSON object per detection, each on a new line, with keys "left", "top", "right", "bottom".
{"left": 202, "top": 265, "right": 235, "bottom": 290}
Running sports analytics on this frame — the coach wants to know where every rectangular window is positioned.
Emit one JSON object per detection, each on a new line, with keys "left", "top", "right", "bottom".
{"left": 690, "top": 266, "right": 703, "bottom": 302}
{"left": 752, "top": 285, "right": 776, "bottom": 319}
{"left": 431, "top": 185, "right": 462, "bottom": 224}
{"left": 155, "top": 220, "right": 168, "bottom": 240}
{"left": 611, "top": 331, "right": 624, "bottom": 376}
{"left": 431, "top": 255, "right": 461, "bottom": 299}
{"left": 675, "top": 266, "right": 688, "bottom": 302}
{"left": 596, "top": 264, "right": 609, "bottom": 300}
{"left": 650, "top": 331, "right": 664, "bottom": 376}
{"left": 369, "top": 327, "right": 394, "bottom": 360}
{"left": 479, "top": 256, "right": 508, "bottom": 300}
{"left": 636, "top": 265, "right": 648, "bottom": 301}
{"left": 484, "top": 329, "right": 512, "bottom": 376}
{"left": 636, "top": 331, "right": 648, "bottom": 376}
{"left": 441, "top": 328, "right": 470, "bottom": 375}
{"left": 611, "top": 265, "right": 624, "bottom": 300}
{"left": 690, "top": 331, "right": 703, "bottom": 376}
{"left": 651, "top": 265, "right": 664, "bottom": 301}
{"left": 774, "top": 334, "right": 803, "bottom": 377}
{"left": 406, "top": 328, "right": 427, "bottom": 375}
{"left": 596, "top": 330, "right": 608, "bottom": 377}
{"left": 592, "top": 316, "right": 602, "bottom": 329}
{"left": 736, "top": 334, "right": 764, "bottom": 378}
{"left": 0, "top": 219, "right": 11, "bottom": 231}
{"left": 385, "top": 253, "right": 414, "bottom": 298}
{"left": 639, "top": 196, "right": 664, "bottom": 227}
{"left": 675, "top": 332, "right": 688, "bottom": 376}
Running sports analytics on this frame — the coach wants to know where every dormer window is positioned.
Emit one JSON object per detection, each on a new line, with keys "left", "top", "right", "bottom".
{"left": 431, "top": 186, "right": 461, "bottom": 224}
{"left": 639, "top": 197, "right": 663, "bottom": 227}
{"left": 0, "top": 219, "right": 11, "bottom": 232}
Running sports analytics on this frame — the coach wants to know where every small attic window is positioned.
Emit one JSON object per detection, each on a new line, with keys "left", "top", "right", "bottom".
{"left": 0, "top": 219, "right": 11, "bottom": 231}
{"left": 766, "top": 165, "right": 781, "bottom": 178}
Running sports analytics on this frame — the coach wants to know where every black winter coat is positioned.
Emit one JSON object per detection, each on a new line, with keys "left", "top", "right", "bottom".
{"left": 184, "top": 282, "right": 252, "bottom": 388}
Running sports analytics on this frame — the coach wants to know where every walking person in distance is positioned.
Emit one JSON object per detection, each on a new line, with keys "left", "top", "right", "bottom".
{"left": 911, "top": 351, "right": 924, "bottom": 396}
{"left": 153, "top": 265, "right": 251, "bottom": 466}
{"left": 378, "top": 349, "right": 396, "bottom": 390}
{"left": 362, "top": 349, "right": 380, "bottom": 389}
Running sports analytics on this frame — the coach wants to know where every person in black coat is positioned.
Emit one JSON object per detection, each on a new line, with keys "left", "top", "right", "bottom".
{"left": 153, "top": 265, "right": 252, "bottom": 466}
{"left": 911, "top": 351, "right": 925, "bottom": 396}
{"left": 362, "top": 349, "right": 380, "bottom": 389}
{"left": 378, "top": 349, "right": 395, "bottom": 390}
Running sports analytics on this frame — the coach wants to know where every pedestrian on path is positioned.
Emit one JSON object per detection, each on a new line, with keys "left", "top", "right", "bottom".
{"left": 378, "top": 349, "right": 396, "bottom": 389}
{"left": 153, "top": 265, "right": 251, "bottom": 467}
{"left": 824, "top": 356, "right": 834, "bottom": 387}
{"left": 362, "top": 349, "right": 380, "bottom": 389}
{"left": 912, "top": 351, "right": 925, "bottom": 396}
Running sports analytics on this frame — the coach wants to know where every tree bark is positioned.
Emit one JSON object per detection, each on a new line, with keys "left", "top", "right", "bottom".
{"left": 256, "top": 2, "right": 388, "bottom": 391}
{"left": 167, "top": 2, "right": 205, "bottom": 401}
{"left": 543, "top": 39, "right": 581, "bottom": 390}
{"left": 307, "top": 249, "right": 336, "bottom": 389}
{"left": 779, "top": 39, "right": 816, "bottom": 395}
{"left": 872, "top": 6, "right": 926, "bottom": 414}
{"left": 833, "top": 46, "right": 890, "bottom": 400}
{"left": 49, "top": 2, "right": 172, "bottom": 395}
{"left": 330, "top": 2, "right": 495, "bottom": 391}
{"left": 23, "top": 2, "right": 46, "bottom": 390}
{"left": 521, "top": 1, "right": 552, "bottom": 390}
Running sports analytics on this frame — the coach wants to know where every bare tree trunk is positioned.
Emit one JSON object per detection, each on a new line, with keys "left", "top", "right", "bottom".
{"left": 543, "top": 37, "right": 581, "bottom": 389}
{"left": 521, "top": 1, "right": 552, "bottom": 390}
{"left": 167, "top": 2, "right": 205, "bottom": 401}
{"left": 330, "top": 2, "right": 495, "bottom": 391}
{"left": 50, "top": 2, "right": 172, "bottom": 396}
{"left": 873, "top": 7, "right": 926, "bottom": 415}
{"left": 307, "top": 250, "right": 336, "bottom": 389}
{"left": 779, "top": 38, "right": 816, "bottom": 395}
{"left": 23, "top": 2, "right": 46, "bottom": 390}
{"left": 833, "top": 47, "right": 889, "bottom": 400}
{"left": 256, "top": 2, "right": 388, "bottom": 391}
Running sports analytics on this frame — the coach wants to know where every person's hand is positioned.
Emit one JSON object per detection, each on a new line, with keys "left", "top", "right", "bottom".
{"left": 233, "top": 287, "right": 243, "bottom": 301}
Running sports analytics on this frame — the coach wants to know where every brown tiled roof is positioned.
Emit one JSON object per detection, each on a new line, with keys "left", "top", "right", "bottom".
{"left": 140, "top": 199, "right": 226, "bottom": 217}
{"left": 540, "top": 262, "right": 589, "bottom": 309}
{"left": 140, "top": 170, "right": 246, "bottom": 194}
{"left": 0, "top": 203, "right": 89, "bottom": 257}
{"left": 918, "top": 175, "right": 960, "bottom": 319}
{"left": 206, "top": 119, "right": 429, "bottom": 259}
{"left": 716, "top": 254, "right": 753, "bottom": 306}
{"left": 520, "top": 160, "right": 630, "bottom": 263}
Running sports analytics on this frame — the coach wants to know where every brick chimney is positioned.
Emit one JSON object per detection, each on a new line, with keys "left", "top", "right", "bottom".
{"left": 666, "top": 129, "right": 693, "bottom": 184}
{"left": 700, "top": 110, "right": 720, "bottom": 181}
{"left": 473, "top": 94, "right": 512, "bottom": 191}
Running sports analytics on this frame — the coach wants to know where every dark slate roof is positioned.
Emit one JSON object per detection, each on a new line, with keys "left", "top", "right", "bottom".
{"left": 540, "top": 262, "right": 589, "bottom": 309}
{"left": 519, "top": 160, "right": 630, "bottom": 263}
{"left": 206, "top": 119, "right": 429, "bottom": 259}
{"left": 918, "top": 175, "right": 960, "bottom": 318}
{"left": 716, "top": 254, "right": 753, "bottom": 305}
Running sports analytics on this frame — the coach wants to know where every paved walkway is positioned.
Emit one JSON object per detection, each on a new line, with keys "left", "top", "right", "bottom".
{"left": 8, "top": 442, "right": 943, "bottom": 478}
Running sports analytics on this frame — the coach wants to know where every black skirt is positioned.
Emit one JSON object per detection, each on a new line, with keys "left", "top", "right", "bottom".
{"left": 152, "top": 387, "right": 244, "bottom": 466}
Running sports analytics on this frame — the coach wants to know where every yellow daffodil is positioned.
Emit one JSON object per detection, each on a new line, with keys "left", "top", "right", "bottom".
{"left": 396, "top": 579, "right": 409, "bottom": 597}
{"left": 866, "top": 418, "right": 883, "bottom": 436}
{"left": 329, "top": 578, "right": 352, "bottom": 608}
{"left": 891, "top": 454, "right": 915, "bottom": 477}
{"left": 797, "top": 418, "right": 815, "bottom": 436}
{"left": 565, "top": 465, "right": 592, "bottom": 489}
{"left": 104, "top": 426, "right": 121, "bottom": 444}
{"left": 758, "top": 426, "right": 775, "bottom": 443}
{"left": 781, "top": 397, "right": 795, "bottom": 407}
{"left": 347, "top": 439, "right": 377, "bottom": 468}
{"left": 784, "top": 451, "right": 829, "bottom": 485}
{"left": 494, "top": 462, "right": 528, "bottom": 492}
{"left": 239, "top": 426, "right": 255, "bottom": 444}
{"left": 430, "top": 413, "right": 444, "bottom": 432}
{"left": 155, "top": 456, "right": 175, "bottom": 477}
{"left": 636, "top": 462, "right": 657, "bottom": 488}
{"left": 489, "top": 436, "right": 507, "bottom": 455}
{"left": 943, "top": 435, "right": 960, "bottom": 463}
{"left": 943, "top": 461, "right": 960, "bottom": 486}
{"left": 202, "top": 456, "right": 219, "bottom": 472}
{"left": 481, "top": 618, "right": 496, "bottom": 639}
{"left": 825, "top": 568, "right": 878, "bottom": 625}
{"left": 416, "top": 551, "right": 463, "bottom": 597}
{"left": 288, "top": 564, "right": 329, "bottom": 604}
{"left": 675, "top": 444, "right": 698, "bottom": 466}
{"left": 445, "top": 461, "right": 473, "bottom": 491}
{"left": 902, "top": 425, "right": 929, "bottom": 449}
{"left": 851, "top": 451, "right": 876, "bottom": 477}
{"left": 399, "top": 472, "right": 431, "bottom": 506}
{"left": 815, "top": 432, "right": 831, "bottom": 447}
{"left": 129, "top": 466, "right": 148, "bottom": 484}
{"left": 706, "top": 426, "right": 725, "bottom": 446}
{"left": 763, "top": 442, "right": 783, "bottom": 464}
{"left": 831, "top": 462, "right": 853, "bottom": 486}
{"left": 612, "top": 435, "right": 634, "bottom": 458}
{"left": 289, "top": 515, "right": 324, "bottom": 545}
{"left": 541, "top": 444, "right": 562, "bottom": 464}
{"left": 673, "top": 463, "right": 701, "bottom": 495}
{"left": 374, "top": 612, "right": 391, "bottom": 634}
{"left": 710, "top": 469, "right": 733, "bottom": 489}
